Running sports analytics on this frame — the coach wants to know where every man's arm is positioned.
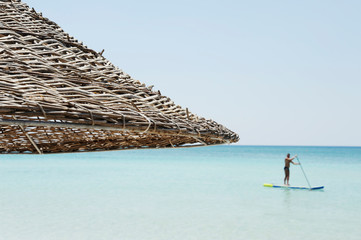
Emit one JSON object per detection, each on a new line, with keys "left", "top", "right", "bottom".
{"left": 286, "top": 155, "right": 297, "bottom": 161}
{"left": 287, "top": 155, "right": 299, "bottom": 164}
{"left": 291, "top": 160, "right": 300, "bottom": 165}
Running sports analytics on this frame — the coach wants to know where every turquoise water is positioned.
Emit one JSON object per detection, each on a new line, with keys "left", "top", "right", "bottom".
{"left": 0, "top": 146, "right": 360, "bottom": 240}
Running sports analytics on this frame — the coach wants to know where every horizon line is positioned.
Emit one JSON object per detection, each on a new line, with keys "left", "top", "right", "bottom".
{"left": 228, "top": 144, "right": 361, "bottom": 148}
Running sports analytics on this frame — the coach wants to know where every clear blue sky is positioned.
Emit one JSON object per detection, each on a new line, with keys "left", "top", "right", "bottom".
{"left": 26, "top": 0, "right": 361, "bottom": 146}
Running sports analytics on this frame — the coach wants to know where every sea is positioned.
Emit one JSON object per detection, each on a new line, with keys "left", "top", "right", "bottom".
{"left": 0, "top": 145, "right": 360, "bottom": 240}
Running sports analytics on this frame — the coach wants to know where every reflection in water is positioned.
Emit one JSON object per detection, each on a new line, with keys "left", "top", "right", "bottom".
{"left": 283, "top": 189, "right": 291, "bottom": 210}
{"left": 282, "top": 188, "right": 324, "bottom": 211}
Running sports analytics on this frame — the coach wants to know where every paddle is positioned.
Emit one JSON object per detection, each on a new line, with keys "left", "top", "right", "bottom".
{"left": 296, "top": 156, "right": 312, "bottom": 189}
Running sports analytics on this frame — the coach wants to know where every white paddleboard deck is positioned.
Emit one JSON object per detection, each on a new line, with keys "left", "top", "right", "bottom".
{"left": 264, "top": 183, "right": 324, "bottom": 190}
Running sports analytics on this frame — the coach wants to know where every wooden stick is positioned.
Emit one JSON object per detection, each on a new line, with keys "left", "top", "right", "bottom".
{"left": 18, "top": 125, "right": 43, "bottom": 154}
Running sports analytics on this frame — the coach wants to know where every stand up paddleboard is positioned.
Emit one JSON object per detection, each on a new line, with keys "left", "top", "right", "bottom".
{"left": 264, "top": 183, "right": 324, "bottom": 190}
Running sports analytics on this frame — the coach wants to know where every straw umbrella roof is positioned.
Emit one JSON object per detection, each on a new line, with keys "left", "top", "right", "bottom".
{"left": 0, "top": 0, "right": 239, "bottom": 154}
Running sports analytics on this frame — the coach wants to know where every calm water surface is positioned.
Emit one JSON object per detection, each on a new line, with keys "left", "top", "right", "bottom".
{"left": 0, "top": 146, "right": 360, "bottom": 240}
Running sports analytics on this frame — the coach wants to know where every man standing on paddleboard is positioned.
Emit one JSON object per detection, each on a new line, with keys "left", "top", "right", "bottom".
{"left": 284, "top": 153, "right": 300, "bottom": 186}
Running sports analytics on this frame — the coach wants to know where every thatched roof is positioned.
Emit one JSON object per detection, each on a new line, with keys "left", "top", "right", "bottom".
{"left": 0, "top": 0, "right": 239, "bottom": 154}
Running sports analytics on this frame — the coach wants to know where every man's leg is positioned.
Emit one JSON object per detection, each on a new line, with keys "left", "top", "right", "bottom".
{"left": 285, "top": 169, "right": 290, "bottom": 185}
{"left": 284, "top": 170, "right": 287, "bottom": 184}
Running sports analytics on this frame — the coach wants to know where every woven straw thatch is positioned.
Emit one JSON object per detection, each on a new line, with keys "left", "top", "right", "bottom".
{"left": 0, "top": 0, "right": 239, "bottom": 154}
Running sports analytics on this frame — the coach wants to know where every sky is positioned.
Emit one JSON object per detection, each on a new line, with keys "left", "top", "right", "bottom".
{"left": 25, "top": 0, "right": 361, "bottom": 146}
